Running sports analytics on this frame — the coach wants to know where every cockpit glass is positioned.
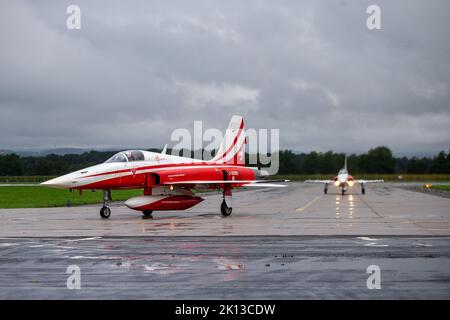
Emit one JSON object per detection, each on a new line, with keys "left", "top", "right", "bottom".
{"left": 124, "top": 150, "right": 145, "bottom": 162}
{"left": 105, "top": 151, "right": 144, "bottom": 163}
{"left": 105, "top": 152, "right": 128, "bottom": 163}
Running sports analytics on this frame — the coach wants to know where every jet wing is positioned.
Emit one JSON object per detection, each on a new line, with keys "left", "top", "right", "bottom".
{"left": 241, "top": 183, "right": 288, "bottom": 188}
{"left": 355, "top": 179, "right": 384, "bottom": 183}
{"left": 304, "top": 180, "right": 333, "bottom": 183}
{"left": 167, "top": 179, "right": 289, "bottom": 188}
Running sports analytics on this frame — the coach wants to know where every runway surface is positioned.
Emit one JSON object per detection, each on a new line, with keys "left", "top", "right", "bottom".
{"left": 0, "top": 183, "right": 449, "bottom": 236}
{"left": 1, "top": 183, "right": 449, "bottom": 299}
{"left": 1, "top": 236, "right": 449, "bottom": 299}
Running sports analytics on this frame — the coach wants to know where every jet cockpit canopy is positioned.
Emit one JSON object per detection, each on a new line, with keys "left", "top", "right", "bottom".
{"left": 105, "top": 150, "right": 145, "bottom": 163}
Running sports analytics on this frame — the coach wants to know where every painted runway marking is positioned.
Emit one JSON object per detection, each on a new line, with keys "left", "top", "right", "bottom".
{"left": 295, "top": 195, "right": 322, "bottom": 212}
{"left": 364, "top": 243, "right": 389, "bottom": 247}
{"left": 415, "top": 243, "right": 432, "bottom": 247}
{"left": 357, "top": 236, "right": 389, "bottom": 247}
{"left": 0, "top": 243, "right": 20, "bottom": 247}
{"left": 357, "top": 237, "right": 378, "bottom": 241}
{"left": 65, "top": 237, "right": 102, "bottom": 242}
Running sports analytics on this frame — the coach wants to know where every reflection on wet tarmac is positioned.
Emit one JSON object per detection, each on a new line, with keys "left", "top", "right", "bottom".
{"left": 333, "top": 194, "right": 360, "bottom": 220}
{"left": 335, "top": 196, "right": 340, "bottom": 219}
{"left": 0, "top": 236, "right": 449, "bottom": 299}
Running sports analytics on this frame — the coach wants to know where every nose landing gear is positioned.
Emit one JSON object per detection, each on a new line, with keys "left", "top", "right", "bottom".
{"left": 100, "top": 189, "right": 112, "bottom": 219}
{"left": 100, "top": 206, "right": 111, "bottom": 219}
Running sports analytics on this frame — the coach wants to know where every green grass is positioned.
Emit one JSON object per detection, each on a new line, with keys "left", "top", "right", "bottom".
{"left": 273, "top": 174, "right": 450, "bottom": 182}
{"left": 0, "top": 186, "right": 143, "bottom": 209}
{"left": 0, "top": 176, "right": 55, "bottom": 183}
{"left": 431, "top": 185, "right": 450, "bottom": 191}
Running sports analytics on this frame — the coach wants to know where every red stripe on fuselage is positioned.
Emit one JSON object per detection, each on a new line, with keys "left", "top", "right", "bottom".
{"left": 75, "top": 164, "right": 256, "bottom": 190}
{"left": 82, "top": 162, "right": 231, "bottom": 179}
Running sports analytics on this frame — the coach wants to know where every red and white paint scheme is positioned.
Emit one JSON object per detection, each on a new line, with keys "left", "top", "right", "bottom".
{"left": 305, "top": 156, "right": 383, "bottom": 195}
{"left": 42, "top": 116, "right": 288, "bottom": 219}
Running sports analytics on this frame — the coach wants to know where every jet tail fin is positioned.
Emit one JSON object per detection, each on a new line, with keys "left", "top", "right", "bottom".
{"left": 210, "top": 115, "right": 246, "bottom": 166}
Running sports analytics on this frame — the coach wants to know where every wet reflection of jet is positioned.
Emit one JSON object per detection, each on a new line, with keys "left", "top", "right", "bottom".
{"left": 305, "top": 156, "right": 383, "bottom": 196}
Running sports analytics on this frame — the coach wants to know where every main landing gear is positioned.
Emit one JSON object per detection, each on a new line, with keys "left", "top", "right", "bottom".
{"left": 221, "top": 171, "right": 232, "bottom": 216}
{"left": 221, "top": 200, "right": 232, "bottom": 216}
{"left": 100, "top": 189, "right": 112, "bottom": 219}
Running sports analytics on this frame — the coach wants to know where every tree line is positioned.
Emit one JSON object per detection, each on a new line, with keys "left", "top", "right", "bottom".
{"left": 0, "top": 146, "right": 449, "bottom": 176}
{"left": 277, "top": 147, "right": 450, "bottom": 174}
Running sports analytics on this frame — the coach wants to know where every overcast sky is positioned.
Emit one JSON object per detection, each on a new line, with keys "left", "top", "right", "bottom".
{"left": 0, "top": 0, "right": 449, "bottom": 156}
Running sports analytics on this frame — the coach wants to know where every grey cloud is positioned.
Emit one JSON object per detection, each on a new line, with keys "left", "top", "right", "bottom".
{"left": 0, "top": 0, "right": 449, "bottom": 155}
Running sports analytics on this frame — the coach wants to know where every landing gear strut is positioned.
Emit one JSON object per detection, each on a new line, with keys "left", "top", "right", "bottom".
{"left": 100, "top": 189, "right": 112, "bottom": 219}
{"left": 221, "top": 170, "right": 232, "bottom": 216}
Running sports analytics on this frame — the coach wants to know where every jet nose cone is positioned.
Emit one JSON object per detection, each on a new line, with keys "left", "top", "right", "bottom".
{"left": 41, "top": 176, "right": 71, "bottom": 189}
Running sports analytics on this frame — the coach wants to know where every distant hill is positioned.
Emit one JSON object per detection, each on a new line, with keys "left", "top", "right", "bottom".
{"left": 0, "top": 150, "right": 15, "bottom": 156}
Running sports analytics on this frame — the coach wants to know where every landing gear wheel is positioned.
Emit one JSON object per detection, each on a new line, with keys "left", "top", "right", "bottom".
{"left": 324, "top": 188, "right": 328, "bottom": 194}
{"left": 142, "top": 210, "right": 153, "bottom": 219}
{"left": 362, "top": 188, "right": 365, "bottom": 195}
{"left": 100, "top": 206, "right": 111, "bottom": 219}
{"left": 220, "top": 200, "right": 232, "bottom": 216}
{"left": 341, "top": 189, "right": 345, "bottom": 196}
{"left": 100, "top": 189, "right": 112, "bottom": 219}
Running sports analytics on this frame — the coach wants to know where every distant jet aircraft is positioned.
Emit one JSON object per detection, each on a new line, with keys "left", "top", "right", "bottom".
{"left": 305, "top": 156, "right": 383, "bottom": 195}
{"left": 42, "top": 116, "right": 287, "bottom": 219}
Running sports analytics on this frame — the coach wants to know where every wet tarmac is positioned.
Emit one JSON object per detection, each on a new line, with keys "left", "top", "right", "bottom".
{"left": 1, "top": 183, "right": 449, "bottom": 299}
{"left": 0, "top": 183, "right": 449, "bottom": 236}
{"left": 0, "top": 236, "right": 449, "bottom": 299}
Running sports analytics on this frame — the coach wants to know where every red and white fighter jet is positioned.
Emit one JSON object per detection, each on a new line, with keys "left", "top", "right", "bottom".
{"left": 42, "top": 116, "right": 287, "bottom": 219}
